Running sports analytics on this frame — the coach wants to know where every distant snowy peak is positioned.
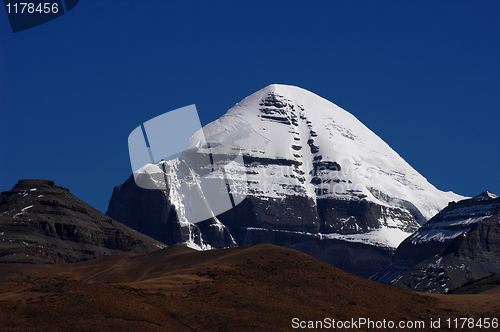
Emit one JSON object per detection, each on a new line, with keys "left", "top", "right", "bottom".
{"left": 191, "top": 84, "right": 465, "bottom": 221}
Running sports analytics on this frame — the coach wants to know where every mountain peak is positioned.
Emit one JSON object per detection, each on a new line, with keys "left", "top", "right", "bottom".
{"left": 109, "top": 85, "right": 467, "bottom": 277}
{"left": 158, "top": 84, "right": 467, "bottom": 257}
{"left": 10, "top": 179, "right": 58, "bottom": 191}
{"left": 258, "top": 83, "right": 306, "bottom": 94}
{"left": 472, "top": 191, "right": 499, "bottom": 201}
{"left": 196, "top": 85, "right": 465, "bottom": 222}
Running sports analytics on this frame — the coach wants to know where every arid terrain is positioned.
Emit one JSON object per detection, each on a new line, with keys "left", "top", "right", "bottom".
{"left": 0, "top": 244, "right": 499, "bottom": 331}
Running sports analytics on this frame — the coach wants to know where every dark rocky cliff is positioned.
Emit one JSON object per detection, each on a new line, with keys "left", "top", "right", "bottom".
{"left": 106, "top": 173, "right": 398, "bottom": 278}
{"left": 107, "top": 175, "right": 237, "bottom": 249}
{"left": 375, "top": 191, "right": 500, "bottom": 293}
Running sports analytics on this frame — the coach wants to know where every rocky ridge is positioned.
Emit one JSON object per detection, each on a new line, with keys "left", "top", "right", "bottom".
{"left": 0, "top": 179, "right": 164, "bottom": 267}
{"left": 373, "top": 191, "right": 500, "bottom": 293}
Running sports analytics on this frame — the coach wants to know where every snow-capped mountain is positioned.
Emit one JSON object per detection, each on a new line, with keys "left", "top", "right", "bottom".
{"left": 107, "top": 84, "right": 464, "bottom": 277}
{"left": 375, "top": 191, "right": 500, "bottom": 293}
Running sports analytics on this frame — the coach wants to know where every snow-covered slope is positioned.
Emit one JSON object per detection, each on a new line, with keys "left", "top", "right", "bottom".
{"left": 191, "top": 85, "right": 462, "bottom": 216}
{"left": 408, "top": 191, "right": 499, "bottom": 245}
{"left": 181, "top": 84, "right": 464, "bottom": 248}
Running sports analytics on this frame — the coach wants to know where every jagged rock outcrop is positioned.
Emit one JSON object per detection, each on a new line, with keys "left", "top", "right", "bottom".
{"left": 0, "top": 179, "right": 165, "bottom": 267}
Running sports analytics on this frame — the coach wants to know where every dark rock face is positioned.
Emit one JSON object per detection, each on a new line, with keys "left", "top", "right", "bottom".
{"left": 106, "top": 176, "right": 400, "bottom": 278}
{"left": 107, "top": 175, "right": 237, "bottom": 249}
{"left": 448, "top": 273, "right": 500, "bottom": 294}
{"left": 230, "top": 227, "right": 394, "bottom": 277}
{"left": 317, "top": 199, "right": 416, "bottom": 234}
{"left": 380, "top": 191, "right": 500, "bottom": 293}
{"left": 107, "top": 175, "right": 176, "bottom": 244}
{"left": 216, "top": 195, "right": 320, "bottom": 232}
{"left": 0, "top": 179, "right": 164, "bottom": 268}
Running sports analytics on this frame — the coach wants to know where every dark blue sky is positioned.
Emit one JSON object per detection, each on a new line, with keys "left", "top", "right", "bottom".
{"left": 1, "top": 1, "right": 499, "bottom": 213}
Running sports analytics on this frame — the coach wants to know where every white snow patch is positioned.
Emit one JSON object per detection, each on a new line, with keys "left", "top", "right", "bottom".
{"left": 153, "top": 243, "right": 167, "bottom": 249}
{"left": 13, "top": 205, "right": 34, "bottom": 219}
{"left": 184, "top": 240, "right": 213, "bottom": 251}
{"left": 21, "top": 205, "right": 33, "bottom": 212}
{"left": 321, "top": 227, "right": 412, "bottom": 248}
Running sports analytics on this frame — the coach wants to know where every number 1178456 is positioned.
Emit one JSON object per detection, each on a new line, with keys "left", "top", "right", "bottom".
{"left": 5, "top": 3, "right": 59, "bottom": 14}
{"left": 446, "top": 318, "right": 498, "bottom": 329}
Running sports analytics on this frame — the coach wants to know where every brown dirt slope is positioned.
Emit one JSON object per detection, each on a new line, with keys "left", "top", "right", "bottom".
{"left": 0, "top": 243, "right": 499, "bottom": 331}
